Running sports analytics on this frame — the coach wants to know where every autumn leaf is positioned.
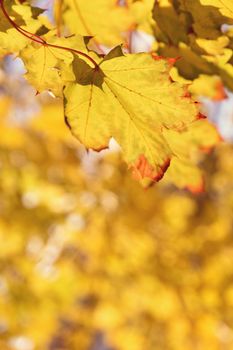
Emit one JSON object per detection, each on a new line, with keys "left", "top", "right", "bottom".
{"left": 61, "top": 0, "right": 134, "bottom": 47}
{"left": 20, "top": 33, "right": 88, "bottom": 96}
{"left": 164, "top": 119, "right": 221, "bottom": 191}
{"left": 0, "top": 1, "right": 44, "bottom": 56}
{"left": 170, "top": 69, "right": 227, "bottom": 100}
{"left": 64, "top": 46, "right": 199, "bottom": 183}
{"left": 152, "top": 0, "right": 233, "bottom": 92}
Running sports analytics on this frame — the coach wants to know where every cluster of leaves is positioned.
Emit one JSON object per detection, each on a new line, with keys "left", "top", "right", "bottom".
{"left": 153, "top": 0, "right": 233, "bottom": 91}
{"left": 0, "top": 0, "right": 229, "bottom": 190}
{"left": 1, "top": 96, "right": 233, "bottom": 350}
{"left": 1, "top": 2, "right": 233, "bottom": 349}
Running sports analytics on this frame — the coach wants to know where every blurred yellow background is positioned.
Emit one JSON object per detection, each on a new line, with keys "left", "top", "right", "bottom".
{"left": 0, "top": 71, "right": 233, "bottom": 350}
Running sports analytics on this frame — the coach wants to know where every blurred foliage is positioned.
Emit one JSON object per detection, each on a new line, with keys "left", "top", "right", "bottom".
{"left": 0, "top": 1, "right": 233, "bottom": 349}
{"left": 0, "top": 93, "right": 233, "bottom": 350}
{"left": 152, "top": 0, "right": 233, "bottom": 91}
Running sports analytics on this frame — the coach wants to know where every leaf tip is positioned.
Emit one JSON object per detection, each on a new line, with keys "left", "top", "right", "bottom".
{"left": 213, "top": 81, "right": 227, "bottom": 101}
{"left": 130, "top": 155, "right": 171, "bottom": 184}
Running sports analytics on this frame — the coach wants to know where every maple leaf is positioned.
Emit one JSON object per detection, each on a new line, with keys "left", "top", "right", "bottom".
{"left": 20, "top": 33, "right": 88, "bottom": 96}
{"left": 190, "top": 76, "right": 226, "bottom": 100}
{"left": 152, "top": 0, "right": 233, "bottom": 92}
{"left": 0, "top": 2, "right": 43, "bottom": 56}
{"left": 64, "top": 47, "right": 199, "bottom": 183}
{"left": 163, "top": 119, "right": 221, "bottom": 192}
{"left": 61, "top": 0, "right": 133, "bottom": 47}
{"left": 169, "top": 68, "right": 227, "bottom": 100}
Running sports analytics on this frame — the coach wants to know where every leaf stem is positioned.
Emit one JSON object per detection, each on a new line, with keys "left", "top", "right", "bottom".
{"left": 0, "top": 0, "right": 99, "bottom": 69}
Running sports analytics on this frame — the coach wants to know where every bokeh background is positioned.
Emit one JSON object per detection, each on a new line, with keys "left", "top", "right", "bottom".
{"left": 1, "top": 1, "right": 233, "bottom": 350}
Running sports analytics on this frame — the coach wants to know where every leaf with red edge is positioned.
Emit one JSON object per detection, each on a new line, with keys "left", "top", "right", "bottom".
{"left": 163, "top": 119, "right": 221, "bottom": 191}
{"left": 64, "top": 46, "right": 201, "bottom": 186}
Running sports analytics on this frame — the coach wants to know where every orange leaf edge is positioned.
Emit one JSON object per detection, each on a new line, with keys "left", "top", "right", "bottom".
{"left": 213, "top": 81, "right": 227, "bottom": 101}
{"left": 130, "top": 154, "right": 171, "bottom": 183}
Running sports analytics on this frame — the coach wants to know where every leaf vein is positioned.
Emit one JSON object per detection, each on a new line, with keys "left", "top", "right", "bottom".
{"left": 104, "top": 79, "right": 156, "bottom": 163}
{"left": 105, "top": 76, "right": 178, "bottom": 112}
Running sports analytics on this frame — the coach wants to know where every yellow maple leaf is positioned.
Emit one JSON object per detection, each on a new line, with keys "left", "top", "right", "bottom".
{"left": 189, "top": 75, "right": 227, "bottom": 100}
{"left": 164, "top": 119, "right": 221, "bottom": 192}
{"left": 64, "top": 47, "right": 199, "bottom": 183}
{"left": 20, "top": 33, "right": 88, "bottom": 96}
{"left": 0, "top": 2, "right": 43, "bottom": 56}
{"left": 152, "top": 0, "right": 233, "bottom": 93}
{"left": 196, "top": 35, "right": 230, "bottom": 56}
{"left": 61, "top": 0, "right": 133, "bottom": 47}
